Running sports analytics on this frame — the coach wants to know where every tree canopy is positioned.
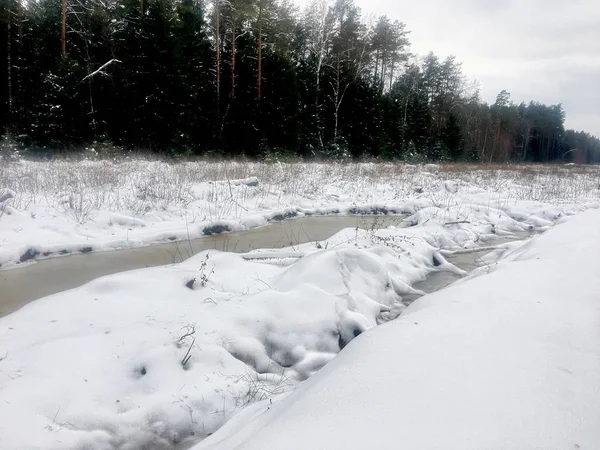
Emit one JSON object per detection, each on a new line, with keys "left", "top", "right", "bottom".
{"left": 1, "top": 0, "right": 598, "bottom": 162}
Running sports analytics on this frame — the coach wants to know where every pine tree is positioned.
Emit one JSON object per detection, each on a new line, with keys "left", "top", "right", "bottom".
{"left": 113, "top": 0, "right": 179, "bottom": 149}
{"left": 0, "top": 0, "right": 596, "bottom": 161}
{"left": 174, "top": 0, "right": 215, "bottom": 153}
{"left": 443, "top": 113, "right": 463, "bottom": 160}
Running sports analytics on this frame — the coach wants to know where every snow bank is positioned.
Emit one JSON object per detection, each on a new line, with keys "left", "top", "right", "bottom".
{"left": 1, "top": 160, "right": 598, "bottom": 268}
{"left": 196, "top": 210, "right": 600, "bottom": 450}
{"left": 0, "top": 222, "right": 462, "bottom": 449}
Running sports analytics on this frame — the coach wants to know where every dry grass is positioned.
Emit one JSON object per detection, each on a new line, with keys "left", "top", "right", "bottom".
{"left": 1, "top": 158, "right": 599, "bottom": 224}
{"left": 436, "top": 163, "right": 600, "bottom": 203}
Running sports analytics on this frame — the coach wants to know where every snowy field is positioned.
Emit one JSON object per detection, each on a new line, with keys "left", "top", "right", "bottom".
{"left": 1, "top": 158, "right": 599, "bottom": 268}
{"left": 0, "top": 158, "right": 599, "bottom": 449}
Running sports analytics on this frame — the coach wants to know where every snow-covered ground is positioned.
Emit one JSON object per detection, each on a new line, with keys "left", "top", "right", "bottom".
{"left": 1, "top": 158, "right": 599, "bottom": 268}
{"left": 195, "top": 209, "right": 600, "bottom": 450}
{"left": 0, "top": 159, "right": 599, "bottom": 449}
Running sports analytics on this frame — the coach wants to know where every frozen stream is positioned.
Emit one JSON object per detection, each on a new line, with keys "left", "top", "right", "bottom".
{"left": 0, "top": 215, "right": 528, "bottom": 317}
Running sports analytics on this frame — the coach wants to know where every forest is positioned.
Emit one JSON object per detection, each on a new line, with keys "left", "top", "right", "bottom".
{"left": 1, "top": 0, "right": 599, "bottom": 162}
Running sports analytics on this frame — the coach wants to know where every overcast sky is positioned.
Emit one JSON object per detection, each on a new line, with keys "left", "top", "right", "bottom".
{"left": 294, "top": 0, "right": 600, "bottom": 136}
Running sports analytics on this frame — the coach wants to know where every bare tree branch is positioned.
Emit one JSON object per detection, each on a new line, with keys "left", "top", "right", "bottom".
{"left": 81, "top": 59, "right": 121, "bottom": 82}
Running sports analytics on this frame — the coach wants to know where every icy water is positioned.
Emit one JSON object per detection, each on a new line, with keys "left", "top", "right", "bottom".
{"left": 0, "top": 215, "right": 531, "bottom": 317}
{"left": 402, "top": 231, "right": 534, "bottom": 306}
{"left": 0, "top": 215, "right": 403, "bottom": 316}
{"left": 403, "top": 251, "right": 499, "bottom": 305}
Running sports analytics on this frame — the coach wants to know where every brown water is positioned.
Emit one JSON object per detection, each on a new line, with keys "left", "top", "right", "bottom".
{"left": 0, "top": 216, "right": 533, "bottom": 318}
{"left": 403, "top": 232, "right": 533, "bottom": 305}
{"left": 0, "top": 215, "right": 404, "bottom": 317}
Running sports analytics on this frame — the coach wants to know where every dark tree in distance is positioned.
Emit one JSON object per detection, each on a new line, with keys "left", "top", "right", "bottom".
{"left": 0, "top": 0, "right": 597, "bottom": 161}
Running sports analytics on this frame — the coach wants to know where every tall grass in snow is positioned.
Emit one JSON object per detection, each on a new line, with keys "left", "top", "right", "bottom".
{"left": 0, "top": 159, "right": 599, "bottom": 225}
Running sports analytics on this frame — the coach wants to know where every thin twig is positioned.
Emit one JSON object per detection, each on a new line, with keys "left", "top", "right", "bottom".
{"left": 444, "top": 220, "right": 471, "bottom": 226}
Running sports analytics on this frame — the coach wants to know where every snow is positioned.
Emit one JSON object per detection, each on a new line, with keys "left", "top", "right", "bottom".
{"left": 0, "top": 226, "right": 449, "bottom": 449}
{"left": 0, "top": 188, "right": 15, "bottom": 203}
{"left": 0, "top": 160, "right": 598, "bottom": 268}
{"left": 194, "top": 209, "right": 600, "bottom": 450}
{"left": 1, "top": 160, "right": 599, "bottom": 449}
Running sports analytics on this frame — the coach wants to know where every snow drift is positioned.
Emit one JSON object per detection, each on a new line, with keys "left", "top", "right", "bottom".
{"left": 196, "top": 209, "right": 600, "bottom": 450}
{"left": 0, "top": 224, "right": 458, "bottom": 449}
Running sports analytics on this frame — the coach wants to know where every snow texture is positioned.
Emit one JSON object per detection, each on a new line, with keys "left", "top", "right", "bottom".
{"left": 0, "top": 160, "right": 599, "bottom": 449}
{"left": 195, "top": 209, "right": 600, "bottom": 450}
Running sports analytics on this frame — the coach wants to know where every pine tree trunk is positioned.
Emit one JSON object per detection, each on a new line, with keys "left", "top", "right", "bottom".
{"left": 380, "top": 55, "right": 385, "bottom": 93}
{"left": 333, "top": 55, "right": 340, "bottom": 139}
{"left": 231, "top": 20, "right": 236, "bottom": 98}
{"left": 389, "top": 58, "right": 394, "bottom": 92}
{"left": 374, "top": 50, "right": 379, "bottom": 86}
{"left": 85, "top": 60, "right": 96, "bottom": 133}
{"left": 315, "top": 33, "right": 325, "bottom": 150}
{"left": 61, "top": 0, "right": 67, "bottom": 57}
{"left": 257, "top": 4, "right": 262, "bottom": 103}
{"left": 7, "top": 9, "right": 13, "bottom": 117}
{"left": 215, "top": 0, "right": 220, "bottom": 116}
{"left": 17, "top": 0, "right": 22, "bottom": 98}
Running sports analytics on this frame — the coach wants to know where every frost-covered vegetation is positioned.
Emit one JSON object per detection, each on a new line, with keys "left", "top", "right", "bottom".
{"left": 1, "top": 157, "right": 599, "bottom": 267}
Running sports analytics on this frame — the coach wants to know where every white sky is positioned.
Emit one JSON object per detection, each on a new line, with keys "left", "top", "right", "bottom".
{"left": 293, "top": 0, "right": 600, "bottom": 136}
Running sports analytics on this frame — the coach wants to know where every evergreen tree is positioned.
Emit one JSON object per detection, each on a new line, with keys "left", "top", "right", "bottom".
{"left": 0, "top": 0, "right": 597, "bottom": 161}
{"left": 443, "top": 113, "right": 462, "bottom": 160}
{"left": 113, "top": 0, "right": 179, "bottom": 149}
{"left": 174, "top": 0, "right": 216, "bottom": 152}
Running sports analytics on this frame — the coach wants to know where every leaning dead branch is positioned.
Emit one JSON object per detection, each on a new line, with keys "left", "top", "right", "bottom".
{"left": 81, "top": 59, "right": 121, "bottom": 82}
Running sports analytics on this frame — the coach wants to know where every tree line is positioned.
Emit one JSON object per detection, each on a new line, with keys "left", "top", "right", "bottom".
{"left": 1, "top": 0, "right": 599, "bottom": 162}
